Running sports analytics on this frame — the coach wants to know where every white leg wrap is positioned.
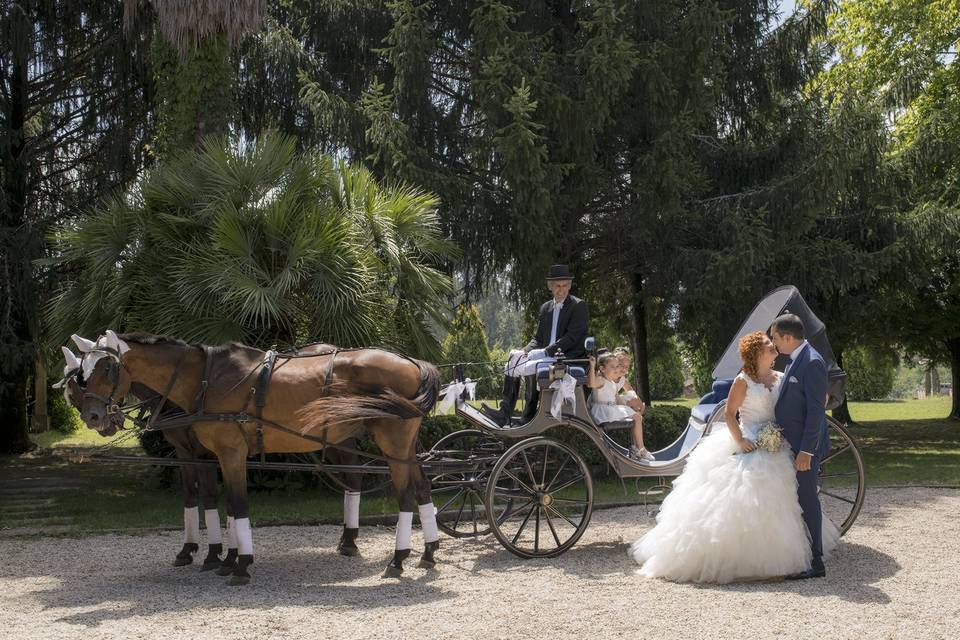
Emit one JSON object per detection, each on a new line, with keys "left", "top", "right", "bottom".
{"left": 395, "top": 512, "right": 413, "bottom": 550}
{"left": 226, "top": 516, "right": 237, "bottom": 549}
{"left": 183, "top": 507, "right": 200, "bottom": 544}
{"left": 344, "top": 491, "right": 361, "bottom": 529}
{"left": 204, "top": 509, "right": 222, "bottom": 545}
{"left": 235, "top": 517, "right": 254, "bottom": 555}
{"left": 419, "top": 503, "right": 440, "bottom": 543}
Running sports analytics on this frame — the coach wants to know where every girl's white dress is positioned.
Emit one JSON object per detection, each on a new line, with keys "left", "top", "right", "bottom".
{"left": 589, "top": 378, "right": 635, "bottom": 424}
{"left": 629, "top": 371, "right": 839, "bottom": 583}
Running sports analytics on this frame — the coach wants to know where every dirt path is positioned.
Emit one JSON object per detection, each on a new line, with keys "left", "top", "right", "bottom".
{"left": 0, "top": 487, "right": 956, "bottom": 640}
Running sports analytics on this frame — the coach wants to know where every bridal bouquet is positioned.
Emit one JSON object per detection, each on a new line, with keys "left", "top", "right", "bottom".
{"left": 755, "top": 422, "right": 784, "bottom": 453}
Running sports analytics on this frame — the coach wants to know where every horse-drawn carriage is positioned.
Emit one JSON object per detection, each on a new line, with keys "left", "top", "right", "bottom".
{"left": 65, "top": 286, "right": 865, "bottom": 579}
{"left": 422, "top": 285, "right": 865, "bottom": 558}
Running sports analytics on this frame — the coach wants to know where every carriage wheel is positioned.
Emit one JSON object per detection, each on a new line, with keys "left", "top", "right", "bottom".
{"left": 485, "top": 437, "right": 593, "bottom": 559}
{"left": 297, "top": 452, "right": 393, "bottom": 496}
{"left": 820, "top": 417, "right": 866, "bottom": 535}
{"left": 427, "top": 430, "right": 504, "bottom": 538}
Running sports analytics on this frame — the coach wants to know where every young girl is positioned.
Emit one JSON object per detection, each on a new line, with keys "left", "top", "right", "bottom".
{"left": 612, "top": 347, "right": 645, "bottom": 412}
{"left": 588, "top": 352, "right": 654, "bottom": 461}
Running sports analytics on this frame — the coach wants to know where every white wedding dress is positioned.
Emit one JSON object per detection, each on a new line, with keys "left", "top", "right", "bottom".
{"left": 629, "top": 371, "right": 839, "bottom": 583}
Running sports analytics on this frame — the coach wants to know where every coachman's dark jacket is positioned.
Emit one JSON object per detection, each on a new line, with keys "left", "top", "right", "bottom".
{"left": 524, "top": 295, "right": 589, "bottom": 359}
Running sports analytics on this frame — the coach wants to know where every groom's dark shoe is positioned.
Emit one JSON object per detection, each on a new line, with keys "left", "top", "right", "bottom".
{"left": 785, "top": 566, "right": 826, "bottom": 580}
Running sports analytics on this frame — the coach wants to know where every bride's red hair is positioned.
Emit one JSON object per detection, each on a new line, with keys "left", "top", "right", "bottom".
{"left": 738, "top": 331, "right": 767, "bottom": 382}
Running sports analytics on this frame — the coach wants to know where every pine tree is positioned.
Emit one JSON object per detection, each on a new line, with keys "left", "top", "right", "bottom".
{"left": 0, "top": 1, "right": 153, "bottom": 452}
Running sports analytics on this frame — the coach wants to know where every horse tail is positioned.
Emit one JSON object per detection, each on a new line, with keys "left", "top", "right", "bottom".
{"left": 410, "top": 359, "right": 441, "bottom": 415}
{"left": 297, "top": 386, "right": 424, "bottom": 435}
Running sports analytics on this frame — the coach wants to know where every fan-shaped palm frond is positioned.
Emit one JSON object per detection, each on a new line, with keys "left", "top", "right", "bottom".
{"left": 48, "top": 132, "right": 456, "bottom": 356}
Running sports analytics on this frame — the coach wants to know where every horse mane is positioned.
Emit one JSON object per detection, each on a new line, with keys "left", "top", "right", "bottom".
{"left": 119, "top": 332, "right": 253, "bottom": 356}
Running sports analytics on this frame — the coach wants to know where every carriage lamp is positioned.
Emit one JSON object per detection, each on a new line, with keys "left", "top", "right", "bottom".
{"left": 549, "top": 361, "right": 568, "bottom": 382}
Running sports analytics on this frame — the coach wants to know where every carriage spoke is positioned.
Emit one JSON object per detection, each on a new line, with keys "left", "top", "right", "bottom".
{"left": 511, "top": 503, "right": 537, "bottom": 545}
{"left": 497, "top": 499, "right": 534, "bottom": 524}
{"left": 819, "top": 489, "right": 855, "bottom": 504}
{"left": 544, "top": 508, "right": 562, "bottom": 547}
{"left": 437, "top": 488, "right": 465, "bottom": 515}
{"left": 470, "top": 492, "right": 478, "bottom": 534}
{"left": 534, "top": 507, "right": 541, "bottom": 553}
{"left": 545, "top": 504, "right": 581, "bottom": 529}
{"left": 453, "top": 491, "right": 468, "bottom": 531}
{"left": 520, "top": 448, "right": 538, "bottom": 488}
{"left": 549, "top": 473, "right": 586, "bottom": 494}
{"left": 819, "top": 471, "right": 858, "bottom": 479}
{"left": 541, "top": 445, "right": 550, "bottom": 486}
{"left": 544, "top": 456, "right": 570, "bottom": 492}
{"left": 549, "top": 497, "right": 590, "bottom": 506}
{"left": 821, "top": 444, "right": 850, "bottom": 465}
{"left": 500, "top": 468, "right": 537, "bottom": 495}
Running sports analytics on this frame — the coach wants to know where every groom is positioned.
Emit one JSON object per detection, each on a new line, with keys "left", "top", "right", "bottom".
{"left": 771, "top": 313, "right": 831, "bottom": 580}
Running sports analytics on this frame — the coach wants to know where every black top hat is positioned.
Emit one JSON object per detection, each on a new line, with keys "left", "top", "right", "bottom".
{"left": 546, "top": 264, "right": 574, "bottom": 281}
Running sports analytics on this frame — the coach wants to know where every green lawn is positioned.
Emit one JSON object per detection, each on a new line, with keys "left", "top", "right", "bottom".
{"left": 9, "top": 395, "right": 956, "bottom": 534}
{"left": 30, "top": 427, "right": 143, "bottom": 452}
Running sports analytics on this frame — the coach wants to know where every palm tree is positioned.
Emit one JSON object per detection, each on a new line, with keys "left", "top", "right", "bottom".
{"left": 123, "top": 0, "right": 265, "bottom": 155}
{"left": 49, "top": 133, "right": 456, "bottom": 357}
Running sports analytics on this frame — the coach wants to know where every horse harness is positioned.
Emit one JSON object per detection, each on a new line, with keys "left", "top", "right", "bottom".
{"left": 142, "top": 345, "right": 346, "bottom": 462}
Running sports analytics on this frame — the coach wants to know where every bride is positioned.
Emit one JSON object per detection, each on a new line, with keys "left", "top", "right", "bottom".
{"left": 629, "top": 331, "right": 838, "bottom": 583}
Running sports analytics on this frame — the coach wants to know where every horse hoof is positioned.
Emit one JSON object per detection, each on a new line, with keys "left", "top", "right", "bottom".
{"left": 382, "top": 565, "right": 404, "bottom": 578}
{"left": 174, "top": 542, "right": 199, "bottom": 566}
{"left": 216, "top": 564, "right": 235, "bottom": 576}
{"left": 417, "top": 558, "right": 436, "bottom": 569}
{"left": 338, "top": 545, "right": 360, "bottom": 557}
{"left": 201, "top": 560, "right": 221, "bottom": 571}
{"left": 228, "top": 574, "right": 250, "bottom": 586}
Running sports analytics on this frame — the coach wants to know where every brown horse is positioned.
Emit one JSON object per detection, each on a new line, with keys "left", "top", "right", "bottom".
{"left": 62, "top": 340, "right": 368, "bottom": 575}
{"left": 76, "top": 331, "right": 441, "bottom": 585}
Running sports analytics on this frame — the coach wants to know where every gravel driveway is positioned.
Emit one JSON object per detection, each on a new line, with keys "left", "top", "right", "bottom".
{"left": 1, "top": 487, "right": 956, "bottom": 640}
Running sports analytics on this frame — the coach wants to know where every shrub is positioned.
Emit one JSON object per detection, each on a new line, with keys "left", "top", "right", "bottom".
{"left": 845, "top": 346, "right": 898, "bottom": 401}
{"left": 48, "top": 390, "right": 84, "bottom": 434}
{"left": 648, "top": 339, "right": 685, "bottom": 400}
{"left": 138, "top": 429, "right": 176, "bottom": 457}
{"left": 442, "top": 305, "right": 496, "bottom": 397}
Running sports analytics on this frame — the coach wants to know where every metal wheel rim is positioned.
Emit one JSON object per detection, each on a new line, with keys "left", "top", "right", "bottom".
{"left": 485, "top": 436, "right": 594, "bottom": 559}
{"left": 821, "top": 416, "right": 866, "bottom": 535}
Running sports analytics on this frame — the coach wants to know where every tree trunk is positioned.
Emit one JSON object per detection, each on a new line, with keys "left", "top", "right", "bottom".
{"left": 832, "top": 348, "right": 854, "bottom": 424}
{"left": 931, "top": 366, "right": 940, "bottom": 395}
{"left": 31, "top": 355, "right": 48, "bottom": 433}
{"left": 0, "top": 2, "right": 35, "bottom": 454}
{"left": 153, "top": 32, "right": 234, "bottom": 157}
{"left": 924, "top": 366, "right": 932, "bottom": 397}
{"left": 628, "top": 272, "right": 652, "bottom": 405}
{"left": 948, "top": 338, "right": 960, "bottom": 421}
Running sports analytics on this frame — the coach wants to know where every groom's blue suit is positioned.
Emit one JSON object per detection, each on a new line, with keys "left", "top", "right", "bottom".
{"left": 774, "top": 342, "right": 830, "bottom": 570}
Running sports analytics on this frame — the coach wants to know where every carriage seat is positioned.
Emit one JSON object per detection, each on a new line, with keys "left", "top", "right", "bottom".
{"left": 698, "top": 378, "right": 733, "bottom": 405}
{"left": 535, "top": 362, "right": 588, "bottom": 389}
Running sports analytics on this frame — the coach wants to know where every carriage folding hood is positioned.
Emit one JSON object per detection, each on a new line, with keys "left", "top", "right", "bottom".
{"left": 710, "top": 285, "right": 848, "bottom": 409}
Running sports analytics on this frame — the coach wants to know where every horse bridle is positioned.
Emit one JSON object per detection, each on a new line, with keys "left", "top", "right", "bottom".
{"left": 79, "top": 347, "right": 131, "bottom": 420}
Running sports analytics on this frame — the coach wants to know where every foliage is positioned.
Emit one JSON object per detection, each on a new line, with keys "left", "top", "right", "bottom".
{"left": 845, "top": 346, "right": 899, "bottom": 401}
{"left": 138, "top": 429, "right": 176, "bottom": 458}
{"left": 825, "top": 0, "right": 960, "bottom": 418}
{"left": 1, "top": 1, "right": 154, "bottom": 453}
{"left": 648, "top": 339, "right": 685, "bottom": 401}
{"left": 47, "top": 391, "right": 83, "bottom": 435}
{"left": 152, "top": 34, "right": 234, "bottom": 157}
{"left": 441, "top": 304, "right": 495, "bottom": 396}
{"left": 48, "top": 133, "right": 456, "bottom": 357}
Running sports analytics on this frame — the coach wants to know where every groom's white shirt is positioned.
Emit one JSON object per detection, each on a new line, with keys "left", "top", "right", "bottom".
{"left": 783, "top": 340, "right": 813, "bottom": 457}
